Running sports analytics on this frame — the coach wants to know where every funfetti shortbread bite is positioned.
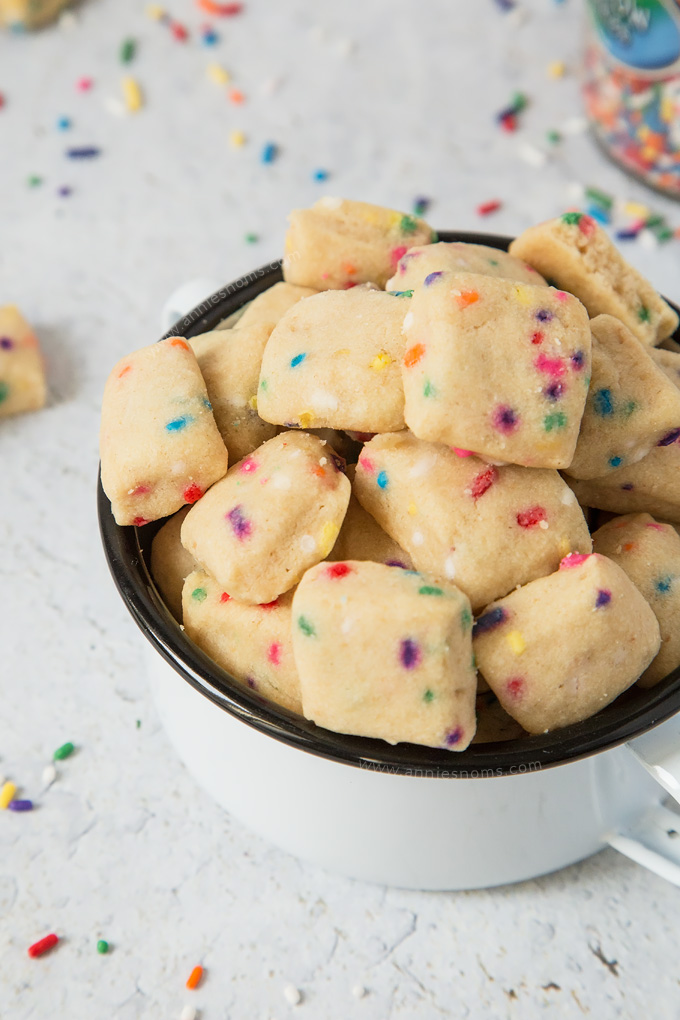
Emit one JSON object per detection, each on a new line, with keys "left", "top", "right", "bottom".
{"left": 183, "top": 570, "right": 302, "bottom": 714}
{"left": 386, "top": 241, "right": 547, "bottom": 293}
{"left": 181, "top": 431, "right": 350, "bottom": 604}
{"left": 0, "top": 0, "right": 71, "bottom": 29}
{"left": 328, "top": 468, "right": 413, "bottom": 568}
{"left": 354, "top": 432, "right": 591, "bottom": 610}
{"left": 292, "top": 560, "right": 477, "bottom": 749}
{"left": 401, "top": 272, "right": 591, "bottom": 468}
{"left": 568, "top": 440, "right": 680, "bottom": 524}
{"left": 473, "top": 553, "right": 660, "bottom": 734}
{"left": 509, "top": 213, "right": 678, "bottom": 346}
{"left": 592, "top": 514, "right": 680, "bottom": 688}
{"left": 565, "top": 315, "right": 680, "bottom": 480}
{"left": 233, "top": 281, "right": 317, "bottom": 333}
{"left": 283, "top": 197, "right": 434, "bottom": 290}
{"left": 257, "top": 287, "right": 408, "bottom": 433}
{"left": 150, "top": 507, "right": 195, "bottom": 621}
{"left": 650, "top": 346, "right": 680, "bottom": 389}
{"left": 100, "top": 337, "right": 229, "bottom": 526}
{"left": 0, "top": 306, "right": 47, "bottom": 418}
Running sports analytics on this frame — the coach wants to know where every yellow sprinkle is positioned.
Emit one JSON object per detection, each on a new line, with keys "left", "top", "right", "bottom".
{"left": 387, "top": 209, "right": 403, "bottom": 230}
{"left": 230, "top": 129, "right": 246, "bottom": 148}
{"left": 547, "top": 60, "right": 566, "bottom": 79}
{"left": 207, "top": 63, "right": 231, "bottom": 85}
{"left": 408, "top": 502, "right": 418, "bottom": 516}
{"left": 248, "top": 395, "right": 258, "bottom": 411}
{"left": 559, "top": 538, "right": 571, "bottom": 558}
{"left": 638, "top": 124, "right": 651, "bottom": 141}
{"left": 0, "top": 781, "right": 17, "bottom": 810}
{"left": 298, "top": 410, "right": 314, "bottom": 428}
{"left": 122, "top": 77, "right": 143, "bottom": 113}
{"left": 661, "top": 97, "right": 674, "bottom": 123}
{"left": 641, "top": 145, "right": 657, "bottom": 162}
{"left": 318, "top": 521, "right": 339, "bottom": 557}
{"left": 147, "top": 4, "right": 165, "bottom": 20}
{"left": 624, "top": 201, "right": 649, "bottom": 218}
{"left": 369, "top": 351, "right": 393, "bottom": 371}
{"left": 513, "top": 285, "right": 532, "bottom": 306}
{"left": 506, "top": 631, "right": 526, "bottom": 655}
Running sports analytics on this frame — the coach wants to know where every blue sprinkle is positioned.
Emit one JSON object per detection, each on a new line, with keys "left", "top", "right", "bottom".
{"left": 312, "top": 168, "right": 329, "bottom": 182}
{"left": 609, "top": 455, "right": 623, "bottom": 468}
{"left": 595, "top": 589, "right": 612, "bottom": 608}
{"left": 658, "top": 428, "right": 680, "bottom": 447}
{"left": 57, "top": 116, "right": 72, "bottom": 131}
{"left": 202, "top": 28, "right": 219, "bottom": 45}
{"left": 66, "top": 146, "right": 101, "bottom": 159}
{"left": 166, "top": 414, "right": 194, "bottom": 432}
{"left": 424, "top": 271, "right": 444, "bottom": 286}
{"left": 655, "top": 576, "right": 673, "bottom": 594}
{"left": 202, "top": 397, "right": 213, "bottom": 410}
{"left": 593, "top": 388, "right": 614, "bottom": 416}
{"left": 261, "top": 142, "right": 278, "bottom": 164}
{"left": 473, "top": 606, "right": 507, "bottom": 635}
{"left": 587, "top": 204, "right": 610, "bottom": 225}
{"left": 376, "top": 470, "right": 388, "bottom": 489}
{"left": 616, "top": 229, "right": 639, "bottom": 241}
{"left": 290, "top": 353, "right": 306, "bottom": 368}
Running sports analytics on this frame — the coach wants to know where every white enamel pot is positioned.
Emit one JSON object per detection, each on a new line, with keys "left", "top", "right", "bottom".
{"left": 99, "top": 234, "right": 680, "bottom": 890}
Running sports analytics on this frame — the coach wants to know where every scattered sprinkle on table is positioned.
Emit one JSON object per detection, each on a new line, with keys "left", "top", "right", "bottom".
{"left": 9, "top": 799, "right": 33, "bottom": 812}
{"left": 180, "top": 1006, "right": 197, "bottom": 1020}
{"left": 496, "top": 91, "right": 528, "bottom": 132}
{"left": 352, "top": 985, "right": 368, "bottom": 999}
{"left": 57, "top": 116, "right": 71, "bottom": 131}
{"left": 494, "top": 0, "right": 516, "bottom": 9}
{"left": 66, "top": 147, "right": 101, "bottom": 159}
{"left": 0, "top": 781, "right": 17, "bottom": 809}
{"left": 283, "top": 984, "right": 302, "bottom": 1006}
{"left": 244, "top": 232, "right": 258, "bottom": 243}
{"left": 76, "top": 77, "right": 93, "bottom": 92}
{"left": 229, "top": 88, "right": 245, "bottom": 104}
{"left": 97, "top": 939, "right": 110, "bottom": 954}
{"left": 0, "top": 93, "right": 5, "bottom": 110}
{"left": 171, "top": 20, "right": 189, "bottom": 41}
{"left": 261, "top": 142, "right": 278, "bottom": 163}
{"left": 230, "top": 129, "right": 246, "bottom": 147}
{"left": 186, "top": 964, "right": 204, "bottom": 990}
{"left": 120, "top": 38, "right": 136, "bottom": 64}
{"left": 122, "top": 77, "right": 144, "bottom": 113}
{"left": 312, "top": 168, "right": 329, "bottom": 181}
{"left": 477, "top": 199, "right": 502, "bottom": 216}
{"left": 53, "top": 741, "right": 75, "bottom": 761}
{"left": 27, "top": 175, "right": 42, "bottom": 188}
{"left": 413, "top": 196, "right": 430, "bottom": 216}
{"left": 547, "top": 60, "right": 566, "bottom": 78}
{"left": 28, "top": 934, "right": 59, "bottom": 958}
{"left": 42, "top": 764, "right": 57, "bottom": 785}
{"left": 546, "top": 129, "right": 561, "bottom": 145}
{"left": 201, "top": 24, "right": 219, "bottom": 44}
{"left": 197, "top": 0, "right": 243, "bottom": 14}
{"left": 207, "top": 63, "right": 230, "bottom": 85}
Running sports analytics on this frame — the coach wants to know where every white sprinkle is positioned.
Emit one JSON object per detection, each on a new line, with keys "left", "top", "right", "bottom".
{"left": 180, "top": 1006, "right": 197, "bottom": 1020}
{"left": 560, "top": 488, "right": 577, "bottom": 505}
{"left": 517, "top": 143, "right": 548, "bottom": 168}
{"left": 444, "top": 554, "right": 457, "bottom": 580}
{"left": 272, "top": 473, "right": 292, "bottom": 490}
{"left": 561, "top": 116, "right": 588, "bottom": 135}
{"left": 403, "top": 311, "right": 414, "bottom": 331}
{"left": 412, "top": 530, "right": 425, "bottom": 547}
{"left": 639, "top": 229, "right": 658, "bottom": 251}
{"left": 103, "top": 97, "right": 126, "bottom": 118}
{"left": 42, "top": 764, "right": 57, "bottom": 787}
{"left": 352, "top": 985, "right": 368, "bottom": 999}
{"left": 283, "top": 984, "right": 302, "bottom": 1006}
{"left": 171, "top": 460, "right": 188, "bottom": 476}
{"left": 311, "top": 389, "right": 339, "bottom": 413}
{"left": 317, "top": 195, "right": 343, "bottom": 210}
{"left": 538, "top": 520, "right": 549, "bottom": 530}
{"left": 59, "top": 10, "right": 78, "bottom": 28}
{"left": 409, "top": 454, "right": 437, "bottom": 478}
{"left": 341, "top": 617, "right": 354, "bottom": 635}
{"left": 319, "top": 457, "right": 327, "bottom": 466}
{"left": 299, "top": 535, "right": 316, "bottom": 554}
{"left": 565, "top": 181, "right": 585, "bottom": 203}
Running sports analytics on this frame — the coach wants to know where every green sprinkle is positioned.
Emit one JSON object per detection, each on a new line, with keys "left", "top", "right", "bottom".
{"left": 0, "top": 381, "right": 9, "bottom": 404}
{"left": 400, "top": 214, "right": 418, "bottom": 235}
{"left": 297, "top": 615, "right": 315, "bottom": 637}
{"left": 120, "top": 38, "right": 136, "bottom": 63}
{"left": 638, "top": 305, "right": 651, "bottom": 323}
{"left": 27, "top": 175, "right": 43, "bottom": 188}
{"left": 136, "top": 720, "right": 141, "bottom": 729}
{"left": 561, "top": 211, "right": 583, "bottom": 226}
{"left": 54, "top": 742, "right": 74, "bottom": 761}
{"left": 653, "top": 226, "right": 674, "bottom": 243}
{"left": 488, "top": 258, "right": 499, "bottom": 266}
{"left": 622, "top": 399, "right": 637, "bottom": 418}
{"left": 460, "top": 606, "right": 472, "bottom": 631}
{"left": 97, "top": 940, "right": 110, "bottom": 954}
{"left": 191, "top": 587, "right": 207, "bottom": 602}
{"left": 423, "top": 689, "right": 435, "bottom": 703}
{"left": 585, "top": 186, "right": 613, "bottom": 210}
{"left": 245, "top": 232, "right": 259, "bottom": 244}
{"left": 388, "top": 289, "right": 414, "bottom": 298}
{"left": 430, "top": 230, "right": 439, "bottom": 242}
{"left": 511, "top": 91, "right": 528, "bottom": 113}
{"left": 419, "top": 585, "right": 444, "bottom": 597}
{"left": 471, "top": 652, "right": 477, "bottom": 670}
{"left": 423, "top": 379, "right": 436, "bottom": 398}
{"left": 259, "top": 378, "right": 268, "bottom": 391}
{"left": 544, "top": 412, "right": 567, "bottom": 432}
{"left": 546, "top": 130, "right": 562, "bottom": 145}
{"left": 645, "top": 213, "right": 665, "bottom": 229}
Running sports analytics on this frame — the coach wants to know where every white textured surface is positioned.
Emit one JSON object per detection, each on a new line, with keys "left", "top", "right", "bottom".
{"left": 2, "top": 0, "right": 680, "bottom": 1017}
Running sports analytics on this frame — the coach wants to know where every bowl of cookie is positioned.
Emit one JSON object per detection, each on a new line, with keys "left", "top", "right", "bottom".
{"left": 99, "top": 199, "right": 680, "bottom": 889}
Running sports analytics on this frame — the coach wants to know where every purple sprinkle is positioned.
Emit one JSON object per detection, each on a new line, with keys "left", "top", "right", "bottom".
{"left": 621, "top": 482, "right": 634, "bottom": 491}
{"left": 245, "top": 676, "right": 258, "bottom": 690}
{"left": 536, "top": 309, "right": 554, "bottom": 323}
{"left": 473, "top": 606, "right": 507, "bottom": 635}
{"left": 330, "top": 453, "right": 346, "bottom": 474}
{"left": 658, "top": 428, "right": 680, "bottom": 447}
{"left": 400, "top": 638, "right": 421, "bottom": 670}
{"left": 445, "top": 727, "right": 464, "bottom": 747}
{"left": 571, "top": 350, "right": 585, "bottom": 370}
{"left": 227, "top": 505, "right": 252, "bottom": 540}
{"left": 57, "top": 185, "right": 72, "bottom": 197}
{"left": 66, "top": 146, "right": 101, "bottom": 159}
{"left": 595, "top": 589, "right": 612, "bottom": 609}
{"left": 0, "top": 337, "right": 14, "bottom": 350}
{"left": 492, "top": 404, "right": 519, "bottom": 434}
{"left": 544, "top": 381, "right": 564, "bottom": 401}
{"left": 386, "top": 559, "right": 408, "bottom": 569}
{"left": 424, "top": 271, "right": 444, "bottom": 286}
{"left": 9, "top": 799, "right": 33, "bottom": 812}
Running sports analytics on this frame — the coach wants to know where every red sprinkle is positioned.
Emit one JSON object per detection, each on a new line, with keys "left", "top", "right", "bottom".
{"left": 531, "top": 331, "right": 544, "bottom": 345}
{"left": 469, "top": 466, "right": 497, "bottom": 500}
{"left": 183, "top": 483, "right": 203, "bottom": 504}
{"left": 516, "top": 505, "right": 547, "bottom": 529}
{"left": 500, "top": 111, "right": 517, "bottom": 132}
{"left": 477, "top": 200, "right": 502, "bottom": 216}
{"left": 171, "top": 21, "right": 189, "bottom": 40}
{"left": 28, "top": 934, "right": 59, "bottom": 958}
{"left": 579, "top": 215, "right": 596, "bottom": 237}
{"left": 506, "top": 677, "right": 525, "bottom": 700}
{"left": 0, "top": 93, "right": 5, "bottom": 110}
{"left": 219, "top": 591, "right": 231, "bottom": 602}
{"left": 259, "top": 598, "right": 280, "bottom": 610}
{"left": 132, "top": 516, "right": 148, "bottom": 527}
{"left": 267, "top": 642, "right": 282, "bottom": 665}
{"left": 326, "top": 562, "right": 352, "bottom": 580}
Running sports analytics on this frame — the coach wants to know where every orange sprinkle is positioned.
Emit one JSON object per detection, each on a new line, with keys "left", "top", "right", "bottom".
{"left": 186, "top": 965, "right": 204, "bottom": 990}
{"left": 117, "top": 364, "right": 132, "bottom": 379}
{"left": 168, "top": 337, "right": 190, "bottom": 351}
{"left": 311, "top": 464, "right": 326, "bottom": 478}
{"left": 623, "top": 542, "right": 636, "bottom": 551}
{"left": 455, "top": 290, "right": 479, "bottom": 309}
{"left": 404, "top": 343, "right": 425, "bottom": 368}
{"left": 340, "top": 261, "right": 357, "bottom": 276}
{"left": 229, "top": 88, "right": 245, "bottom": 105}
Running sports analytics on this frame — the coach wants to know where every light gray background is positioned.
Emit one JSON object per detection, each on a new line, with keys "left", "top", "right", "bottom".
{"left": 2, "top": 0, "right": 680, "bottom": 1017}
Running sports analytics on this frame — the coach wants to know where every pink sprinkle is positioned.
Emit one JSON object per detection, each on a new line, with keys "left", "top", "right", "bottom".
{"left": 469, "top": 466, "right": 497, "bottom": 500}
{"left": 534, "top": 353, "right": 565, "bottom": 378}
{"left": 240, "top": 457, "right": 258, "bottom": 474}
{"left": 76, "top": 77, "right": 94, "bottom": 92}
{"left": 477, "top": 199, "right": 502, "bottom": 216}
{"left": 506, "top": 677, "right": 525, "bottom": 699}
{"left": 579, "top": 215, "right": 596, "bottom": 237}
{"left": 131, "top": 484, "right": 151, "bottom": 496}
{"left": 516, "top": 505, "right": 547, "bottom": 528}
{"left": 358, "top": 456, "right": 375, "bottom": 473}
{"left": 559, "top": 552, "right": 591, "bottom": 570}
{"left": 645, "top": 522, "right": 666, "bottom": 531}
{"left": 267, "top": 642, "right": 282, "bottom": 665}
{"left": 554, "top": 290, "right": 570, "bottom": 302}
{"left": 452, "top": 447, "right": 475, "bottom": 458}
{"left": 390, "top": 245, "right": 408, "bottom": 268}
{"left": 321, "top": 271, "right": 329, "bottom": 280}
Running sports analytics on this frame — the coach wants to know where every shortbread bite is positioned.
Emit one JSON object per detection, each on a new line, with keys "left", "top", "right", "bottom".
{"left": 402, "top": 272, "right": 591, "bottom": 468}
{"left": 258, "top": 287, "right": 408, "bottom": 433}
{"left": 150, "top": 507, "right": 195, "bottom": 621}
{"left": 328, "top": 488, "right": 413, "bottom": 569}
{"left": 283, "top": 197, "right": 434, "bottom": 290}
{"left": 509, "top": 213, "right": 678, "bottom": 346}
{"left": 473, "top": 553, "right": 660, "bottom": 733}
{"left": 292, "top": 560, "right": 477, "bottom": 749}
{"left": 592, "top": 514, "right": 680, "bottom": 688}
{"left": 0, "top": 306, "right": 47, "bottom": 418}
{"left": 234, "top": 281, "right": 317, "bottom": 333}
{"left": 100, "top": 337, "right": 229, "bottom": 526}
{"left": 386, "top": 241, "right": 547, "bottom": 293}
{"left": 354, "top": 432, "right": 591, "bottom": 610}
{"left": 183, "top": 570, "right": 302, "bottom": 714}
{"left": 568, "top": 441, "right": 680, "bottom": 524}
{"left": 650, "top": 347, "right": 680, "bottom": 389}
{"left": 181, "top": 431, "right": 350, "bottom": 604}
{"left": 565, "top": 315, "right": 680, "bottom": 480}
{"left": 0, "top": 0, "right": 70, "bottom": 29}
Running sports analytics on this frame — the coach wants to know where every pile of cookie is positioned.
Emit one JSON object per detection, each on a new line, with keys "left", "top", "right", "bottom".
{"left": 100, "top": 198, "right": 680, "bottom": 750}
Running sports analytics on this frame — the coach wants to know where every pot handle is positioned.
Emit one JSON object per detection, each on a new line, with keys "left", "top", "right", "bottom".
{"left": 161, "top": 278, "right": 224, "bottom": 332}
{"left": 605, "top": 716, "right": 680, "bottom": 884}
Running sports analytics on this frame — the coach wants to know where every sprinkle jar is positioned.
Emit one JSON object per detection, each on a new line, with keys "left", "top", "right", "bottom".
{"left": 583, "top": 0, "right": 680, "bottom": 198}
